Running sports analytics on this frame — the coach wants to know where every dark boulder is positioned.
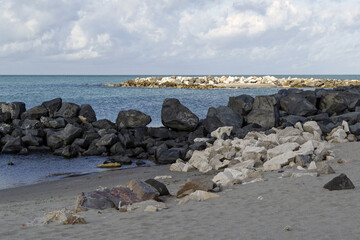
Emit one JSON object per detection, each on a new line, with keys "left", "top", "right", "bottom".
{"left": 227, "top": 94, "right": 254, "bottom": 116}
{"left": 0, "top": 102, "right": 26, "bottom": 120}
{"left": 145, "top": 179, "right": 170, "bottom": 196}
{"left": 0, "top": 123, "right": 13, "bottom": 135}
{"left": 319, "top": 93, "right": 348, "bottom": 115}
{"left": 40, "top": 116, "right": 66, "bottom": 129}
{"left": 109, "top": 155, "right": 132, "bottom": 164}
{"left": 306, "top": 113, "right": 330, "bottom": 122}
{"left": 156, "top": 148, "right": 185, "bottom": 164}
{"left": 21, "top": 105, "right": 48, "bottom": 120}
{"left": 46, "top": 131, "right": 64, "bottom": 149}
{"left": 116, "top": 110, "right": 151, "bottom": 130}
{"left": 330, "top": 112, "right": 360, "bottom": 124}
{"left": 350, "top": 122, "right": 360, "bottom": 135}
{"left": 0, "top": 111, "right": 12, "bottom": 123}
{"left": 62, "top": 145, "right": 80, "bottom": 158}
{"left": 161, "top": 98, "right": 199, "bottom": 131}
{"left": 148, "top": 127, "right": 172, "bottom": 139}
{"left": 189, "top": 141, "right": 207, "bottom": 151}
{"left": 1, "top": 137, "right": 23, "bottom": 153}
{"left": 79, "top": 104, "right": 97, "bottom": 124}
{"left": 323, "top": 173, "right": 355, "bottom": 191}
{"left": 21, "top": 119, "right": 42, "bottom": 129}
{"left": 246, "top": 95, "right": 279, "bottom": 129}
{"left": 96, "top": 133, "right": 119, "bottom": 147}
{"left": 92, "top": 119, "right": 116, "bottom": 130}
{"left": 21, "top": 134, "right": 42, "bottom": 146}
{"left": 110, "top": 142, "right": 125, "bottom": 155}
{"left": 62, "top": 124, "right": 83, "bottom": 145}
{"left": 279, "top": 93, "right": 317, "bottom": 116}
{"left": 280, "top": 115, "right": 307, "bottom": 126}
{"left": 54, "top": 102, "right": 80, "bottom": 118}
{"left": 42, "top": 98, "right": 62, "bottom": 117}
{"left": 203, "top": 106, "right": 243, "bottom": 133}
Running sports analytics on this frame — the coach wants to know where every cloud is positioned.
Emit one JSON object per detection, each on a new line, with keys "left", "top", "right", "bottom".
{"left": 0, "top": 0, "right": 359, "bottom": 74}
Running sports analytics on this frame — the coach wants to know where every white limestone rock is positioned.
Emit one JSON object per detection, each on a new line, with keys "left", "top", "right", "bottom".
{"left": 242, "top": 146, "right": 267, "bottom": 161}
{"left": 267, "top": 142, "right": 299, "bottom": 159}
{"left": 263, "top": 151, "right": 296, "bottom": 171}
{"left": 212, "top": 168, "right": 246, "bottom": 186}
{"left": 211, "top": 126, "right": 233, "bottom": 139}
{"left": 303, "top": 121, "right": 322, "bottom": 135}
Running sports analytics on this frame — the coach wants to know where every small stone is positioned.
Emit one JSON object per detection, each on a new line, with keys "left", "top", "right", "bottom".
{"left": 283, "top": 225, "right": 292, "bottom": 231}
{"left": 323, "top": 173, "right": 355, "bottom": 191}
{"left": 144, "top": 205, "right": 158, "bottom": 212}
{"left": 177, "top": 178, "right": 215, "bottom": 198}
{"left": 154, "top": 175, "right": 172, "bottom": 180}
{"left": 316, "top": 162, "right": 335, "bottom": 175}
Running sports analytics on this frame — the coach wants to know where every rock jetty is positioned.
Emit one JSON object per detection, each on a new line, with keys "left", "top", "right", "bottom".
{"left": 105, "top": 75, "right": 360, "bottom": 89}
{"left": 1, "top": 85, "right": 360, "bottom": 173}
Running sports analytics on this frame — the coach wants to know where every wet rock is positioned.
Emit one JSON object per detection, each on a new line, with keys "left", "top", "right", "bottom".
{"left": 62, "top": 145, "right": 79, "bottom": 158}
{"left": 42, "top": 98, "right": 62, "bottom": 117}
{"left": 1, "top": 136, "right": 22, "bottom": 153}
{"left": 78, "top": 104, "right": 97, "bottom": 124}
{"left": 54, "top": 102, "right": 80, "bottom": 118}
{"left": 177, "top": 178, "right": 215, "bottom": 198}
{"left": 161, "top": 98, "right": 199, "bottom": 131}
{"left": 323, "top": 173, "right": 355, "bottom": 191}
{"left": 21, "top": 105, "right": 48, "bottom": 120}
{"left": 227, "top": 94, "right": 254, "bottom": 116}
{"left": 116, "top": 110, "right": 151, "bottom": 129}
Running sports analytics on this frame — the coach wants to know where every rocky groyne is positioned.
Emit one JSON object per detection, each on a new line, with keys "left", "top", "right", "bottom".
{"left": 105, "top": 75, "right": 360, "bottom": 89}
{"left": 1, "top": 85, "right": 360, "bottom": 171}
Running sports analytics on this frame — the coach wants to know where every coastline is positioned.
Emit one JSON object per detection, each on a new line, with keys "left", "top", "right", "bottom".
{"left": 1, "top": 142, "right": 359, "bottom": 240}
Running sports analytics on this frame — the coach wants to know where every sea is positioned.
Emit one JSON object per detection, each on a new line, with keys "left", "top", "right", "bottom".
{"left": 0, "top": 74, "right": 359, "bottom": 190}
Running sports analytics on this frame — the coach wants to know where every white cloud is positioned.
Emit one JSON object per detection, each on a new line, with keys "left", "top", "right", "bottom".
{"left": 0, "top": 0, "right": 359, "bottom": 74}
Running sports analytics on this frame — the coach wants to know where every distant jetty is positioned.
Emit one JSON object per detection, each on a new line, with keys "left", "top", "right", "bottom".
{"left": 105, "top": 75, "right": 360, "bottom": 89}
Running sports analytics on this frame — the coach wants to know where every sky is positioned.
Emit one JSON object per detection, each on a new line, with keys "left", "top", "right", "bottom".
{"left": 0, "top": 0, "right": 359, "bottom": 75}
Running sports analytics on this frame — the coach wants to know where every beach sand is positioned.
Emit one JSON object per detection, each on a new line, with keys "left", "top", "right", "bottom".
{"left": 1, "top": 142, "right": 360, "bottom": 240}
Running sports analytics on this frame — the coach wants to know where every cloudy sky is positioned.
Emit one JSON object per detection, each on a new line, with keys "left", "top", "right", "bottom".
{"left": 0, "top": 0, "right": 359, "bottom": 75}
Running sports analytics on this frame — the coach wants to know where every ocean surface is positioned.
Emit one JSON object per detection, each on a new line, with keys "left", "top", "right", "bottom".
{"left": 0, "top": 74, "right": 359, "bottom": 190}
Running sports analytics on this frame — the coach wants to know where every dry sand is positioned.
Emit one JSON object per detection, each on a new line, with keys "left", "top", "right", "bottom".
{"left": 1, "top": 142, "right": 360, "bottom": 240}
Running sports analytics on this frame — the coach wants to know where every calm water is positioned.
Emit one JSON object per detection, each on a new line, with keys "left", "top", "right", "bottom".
{"left": 0, "top": 74, "right": 359, "bottom": 189}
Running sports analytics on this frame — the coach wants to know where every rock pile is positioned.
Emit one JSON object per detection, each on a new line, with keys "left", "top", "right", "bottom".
{"left": 1, "top": 85, "right": 360, "bottom": 169}
{"left": 106, "top": 75, "right": 360, "bottom": 89}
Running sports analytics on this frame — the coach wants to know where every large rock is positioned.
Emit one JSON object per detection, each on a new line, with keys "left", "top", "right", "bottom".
{"left": 78, "top": 104, "right": 97, "bottom": 124}
{"left": 323, "top": 173, "right": 355, "bottom": 191}
{"left": 161, "top": 98, "right": 199, "bottom": 131}
{"left": 116, "top": 110, "right": 151, "bottom": 129}
{"left": 156, "top": 148, "right": 184, "bottom": 164}
{"left": 1, "top": 136, "right": 23, "bottom": 153}
{"left": 0, "top": 111, "right": 11, "bottom": 123}
{"left": 61, "top": 124, "right": 83, "bottom": 145}
{"left": 46, "top": 132, "right": 64, "bottom": 149}
{"left": 280, "top": 93, "right": 317, "bottom": 116}
{"left": 319, "top": 93, "right": 347, "bottom": 115}
{"left": 127, "top": 180, "right": 159, "bottom": 201}
{"left": 203, "top": 106, "right": 243, "bottom": 133}
{"left": 96, "top": 133, "right": 118, "bottom": 147}
{"left": 247, "top": 95, "right": 279, "bottom": 129}
{"left": 75, "top": 189, "right": 115, "bottom": 211}
{"left": 92, "top": 119, "right": 116, "bottom": 130}
{"left": 54, "top": 102, "right": 80, "bottom": 118}
{"left": 40, "top": 117, "right": 66, "bottom": 129}
{"left": 177, "top": 178, "right": 215, "bottom": 198}
{"left": 0, "top": 102, "right": 26, "bottom": 119}
{"left": 42, "top": 98, "right": 62, "bottom": 117}
{"left": 212, "top": 168, "right": 246, "bottom": 186}
{"left": 21, "top": 105, "right": 48, "bottom": 120}
{"left": 144, "top": 179, "right": 170, "bottom": 196}
{"left": 263, "top": 151, "right": 296, "bottom": 171}
{"left": 227, "top": 94, "right": 254, "bottom": 116}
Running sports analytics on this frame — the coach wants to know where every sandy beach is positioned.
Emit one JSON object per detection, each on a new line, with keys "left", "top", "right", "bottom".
{"left": 0, "top": 142, "right": 359, "bottom": 240}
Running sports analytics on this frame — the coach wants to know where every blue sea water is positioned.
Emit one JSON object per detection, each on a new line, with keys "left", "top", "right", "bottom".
{"left": 0, "top": 74, "right": 359, "bottom": 189}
